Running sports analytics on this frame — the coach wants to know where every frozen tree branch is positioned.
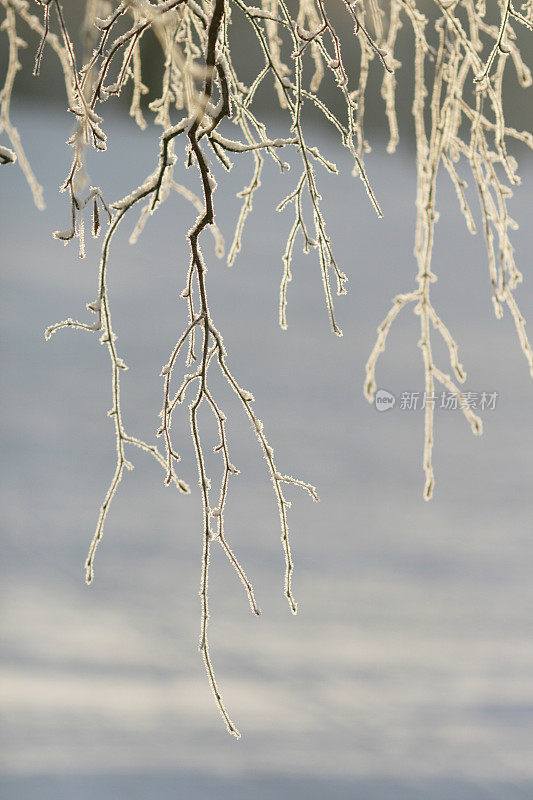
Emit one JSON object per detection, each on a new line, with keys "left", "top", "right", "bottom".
{"left": 2, "top": 0, "right": 531, "bottom": 735}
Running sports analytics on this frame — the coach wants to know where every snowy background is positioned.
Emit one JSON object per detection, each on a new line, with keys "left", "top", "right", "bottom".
{"left": 1, "top": 104, "right": 533, "bottom": 799}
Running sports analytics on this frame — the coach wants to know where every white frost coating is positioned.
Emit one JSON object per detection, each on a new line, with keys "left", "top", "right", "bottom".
{"left": 295, "top": 25, "right": 315, "bottom": 41}
{"left": 205, "top": 97, "right": 225, "bottom": 119}
{"left": 53, "top": 227, "right": 75, "bottom": 242}
{"left": 112, "top": 170, "right": 159, "bottom": 210}
{"left": 211, "top": 133, "right": 297, "bottom": 153}
{"left": 0, "top": 145, "right": 16, "bottom": 164}
{"left": 242, "top": 5, "right": 282, "bottom": 21}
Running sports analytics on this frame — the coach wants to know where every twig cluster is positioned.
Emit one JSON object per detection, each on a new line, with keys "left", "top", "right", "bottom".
{"left": 364, "top": 0, "right": 533, "bottom": 498}
{"left": 1, "top": 0, "right": 531, "bottom": 733}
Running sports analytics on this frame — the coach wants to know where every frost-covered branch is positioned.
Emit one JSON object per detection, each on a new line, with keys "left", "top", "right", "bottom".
{"left": 3, "top": 0, "right": 531, "bottom": 736}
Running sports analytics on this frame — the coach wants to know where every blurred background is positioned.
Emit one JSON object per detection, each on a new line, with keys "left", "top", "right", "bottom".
{"left": 3, "top": 0, "right": 532, "bottom": 134}
{"left": 1, "top": 3, "right": 533, "bottom": 799}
